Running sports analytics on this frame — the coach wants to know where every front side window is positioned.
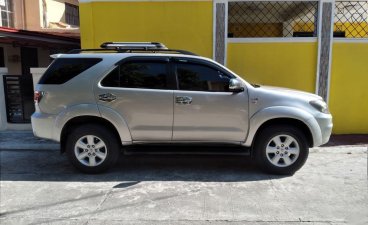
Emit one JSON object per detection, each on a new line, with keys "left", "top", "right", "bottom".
{"left": 101, "top": 61, "right": 168, "bottom": 89}
{"left": 176, "top": 62, "right": 231, "bottom": 92}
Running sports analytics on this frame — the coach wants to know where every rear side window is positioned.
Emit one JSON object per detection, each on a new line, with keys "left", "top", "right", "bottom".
{"left": 39, "top": 58, "right": 102, "bottom": 84}
{"left": 101, "top": 61, "right": 168, "bottom": 89}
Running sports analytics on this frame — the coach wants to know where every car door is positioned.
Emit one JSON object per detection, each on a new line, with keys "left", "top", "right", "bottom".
{"left": 96, "top": 56, "right": 174, "bottom": 141}
{"left": 172, "top": 58, "right": 249, "bottom": 142}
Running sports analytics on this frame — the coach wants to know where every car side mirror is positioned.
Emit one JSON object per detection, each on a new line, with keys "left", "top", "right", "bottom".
{"left": 229, "top": 78, "right": 244, "bottom": 93}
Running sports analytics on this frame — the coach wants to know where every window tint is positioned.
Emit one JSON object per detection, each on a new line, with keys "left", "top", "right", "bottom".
{"left": 176, "top": 63, "right": 231, "bottom": 92}
{"left": 39, "top": 58, "right": 101, "bottom": 84}
{"left": 101, "top": 61, "right": 168, "bottom": 89}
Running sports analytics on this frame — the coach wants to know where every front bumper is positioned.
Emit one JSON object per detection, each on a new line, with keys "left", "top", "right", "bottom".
{"left": 315, "top": 113, "right": 333, "bottom": 146}
{"left": 31, "top": 112, "right": 58, "bottom": 142}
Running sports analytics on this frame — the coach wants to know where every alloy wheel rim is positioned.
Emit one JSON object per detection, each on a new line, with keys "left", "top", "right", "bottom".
{"left": 266, "top": 134, "right": 300, "bottom": 167}
{"left": 74, "top": 135, "right": 107, "bottom": 167}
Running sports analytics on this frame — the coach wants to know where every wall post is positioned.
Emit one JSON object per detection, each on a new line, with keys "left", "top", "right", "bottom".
{"left": 316, "top": 0, "right": 334, "bottom": 102}
{"left": 213, "top": 0, "right": 228, "bottom": 65}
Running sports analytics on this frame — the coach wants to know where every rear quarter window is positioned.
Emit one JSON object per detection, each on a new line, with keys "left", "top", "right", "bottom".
{"left": 39, "top": 58, "right": 102, "bottom": 84}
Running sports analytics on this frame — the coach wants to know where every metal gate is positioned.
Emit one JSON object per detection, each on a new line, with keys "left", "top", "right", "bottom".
{"left": 3, "top": 75, "right": 35, "bottom": 123}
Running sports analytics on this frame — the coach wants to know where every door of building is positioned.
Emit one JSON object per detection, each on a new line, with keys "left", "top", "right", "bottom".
{"left": 21, "top": 47, "right": 38, "bottom": 75}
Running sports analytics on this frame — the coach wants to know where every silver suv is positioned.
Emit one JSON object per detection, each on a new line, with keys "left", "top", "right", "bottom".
{"left": 31, "top": 42, "right": 333, "bottom": 174}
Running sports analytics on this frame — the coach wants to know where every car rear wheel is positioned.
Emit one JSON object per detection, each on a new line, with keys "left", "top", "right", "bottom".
{"left": 254, "top": 125, "right": 309, "bottom": 175}
{"left": 66, "top": 124, "right": 120, "bottom": 173}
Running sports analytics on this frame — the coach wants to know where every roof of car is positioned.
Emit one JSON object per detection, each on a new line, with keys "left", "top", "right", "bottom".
{"left": 51, "top": 42, "right": 234, "bottom": 75}
{"left": 66, "top": 42, "right": 198, "bottom": 56}
{"left": 52, "top": 52, "right": 208, "bottom": 61}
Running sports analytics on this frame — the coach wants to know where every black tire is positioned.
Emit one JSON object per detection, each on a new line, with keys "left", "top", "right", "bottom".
{"left": 254, "top": 125, "right": 309, "bottom": 175}
{"left": 66, "top": 124, "right": 120, "bottom": 174}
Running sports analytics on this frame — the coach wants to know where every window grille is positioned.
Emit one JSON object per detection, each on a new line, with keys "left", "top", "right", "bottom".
{"left": 65, "top": 3, "right": 79, "bottom": 26}
{"left": 228, "top": 1, "right": 319, "bottom": 38}
{"left": 0, "top": 0, "right": 14, "bottom": 28}
{"left": 334, "top": 1, "right": 368, "bottom": 38}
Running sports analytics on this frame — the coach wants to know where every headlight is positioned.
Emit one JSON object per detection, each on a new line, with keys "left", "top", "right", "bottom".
{"left": 309, "top": 100, "right": 329, "bottom": 113}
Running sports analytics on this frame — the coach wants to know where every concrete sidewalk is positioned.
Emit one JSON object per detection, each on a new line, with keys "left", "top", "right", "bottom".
{"left": 0, "top": 130, "right": 367, "bottom": 151}
{"left": 1, "top": 131, "right": 367, "bottom": 225}
{"left": 1, "top": 144, "right": 367, "bottom": 225}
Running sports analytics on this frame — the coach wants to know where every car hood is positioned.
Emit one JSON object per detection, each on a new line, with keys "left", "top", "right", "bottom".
{"left": 257, "top": 85, "right": 323, "bottom": 101}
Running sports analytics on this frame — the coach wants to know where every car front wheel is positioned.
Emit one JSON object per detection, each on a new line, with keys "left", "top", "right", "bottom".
{"left": 254, "top": 125, "right": 309, "bottom": 175}
{"left": 66, "top": 124, "right": 120, "bottom": 173}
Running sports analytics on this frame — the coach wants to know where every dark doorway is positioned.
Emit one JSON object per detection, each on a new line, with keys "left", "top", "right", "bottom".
{"left": 0, "top": 47, "right": 5, "bottom": 67}
{"left": 3, "top": 75, "right": 35, "bottom": 123}
{"left": 21, "top": 47, "right": 38, "bottom": 75}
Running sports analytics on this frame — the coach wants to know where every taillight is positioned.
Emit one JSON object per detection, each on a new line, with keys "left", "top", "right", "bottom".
{"left": 34, "top": 91, "right": 44, "bottom": 104}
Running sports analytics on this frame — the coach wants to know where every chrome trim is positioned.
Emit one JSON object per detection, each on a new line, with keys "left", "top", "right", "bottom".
{"left": 175, "top": 96, "right": 193, "bottom": 105}
{"left": 99, "top": 93, "right": 117, "bottom": 102}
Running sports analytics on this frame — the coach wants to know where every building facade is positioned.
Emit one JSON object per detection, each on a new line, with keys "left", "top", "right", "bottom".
{"left": 0, "top": 0, "right": 80, "bottom": 130}
{"left": 0, "top": 0, "right": 80, "bottom": 74}
{"left": 79, "top": 0, "right": 368, "bottom": 134}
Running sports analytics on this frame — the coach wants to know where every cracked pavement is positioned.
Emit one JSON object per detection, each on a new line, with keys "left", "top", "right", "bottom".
{"left": 0, "top": 146, "right": 367, "bottom": 225}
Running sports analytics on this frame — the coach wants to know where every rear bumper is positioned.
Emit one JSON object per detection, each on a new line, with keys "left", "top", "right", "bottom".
{"left": 31, "top": 112, "right": 58, "bottom": 142}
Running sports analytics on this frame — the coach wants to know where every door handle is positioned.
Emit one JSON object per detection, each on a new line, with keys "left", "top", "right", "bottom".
{"left": 176, "top": 96, "right": 192, "bottom": 105}
{"left": 99, "top": 93, "right": 116, "bottom": 102}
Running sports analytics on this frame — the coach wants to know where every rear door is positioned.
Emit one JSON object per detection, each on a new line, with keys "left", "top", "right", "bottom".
{"left": 96, "top": 57, "right": 174, "bottom": 141}
{"left": 172, "top": 58, "right": 249, "bottom": 142}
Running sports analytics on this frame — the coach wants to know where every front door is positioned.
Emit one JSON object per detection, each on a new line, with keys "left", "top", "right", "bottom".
{"left": 96, "top": 57, "right": 174, "bottom": 141}
{"left": 172, "top": 58, "right": 249, "bottom": 142}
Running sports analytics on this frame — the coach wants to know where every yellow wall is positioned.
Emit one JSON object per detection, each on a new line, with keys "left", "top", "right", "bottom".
{"left": 79, "top": 1, "right": 367, "bottom": 134}
{"left": 79, "top": 1, "right": 213, "bottom": 58}
{"left": 329, "top": 42, "right": 368, "bottom": 134}
{"left": 227, "top": 42, "right": 317, "bottom": 93}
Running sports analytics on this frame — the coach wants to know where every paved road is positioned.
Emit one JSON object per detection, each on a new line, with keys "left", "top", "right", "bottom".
{"left": 0, "top": 146, "right": 367, "bottom": 225}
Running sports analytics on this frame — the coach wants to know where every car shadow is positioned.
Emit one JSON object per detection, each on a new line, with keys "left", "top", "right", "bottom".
{"left": 0, "top": 147, "right": 290, "bottom": 183}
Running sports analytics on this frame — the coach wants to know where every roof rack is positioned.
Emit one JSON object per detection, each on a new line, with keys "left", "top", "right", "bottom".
{"left": 100, "top": 42, "right": 168, "bottom": 50}
{"left": 67, "top": 42, "right": 198, "bottom": 56}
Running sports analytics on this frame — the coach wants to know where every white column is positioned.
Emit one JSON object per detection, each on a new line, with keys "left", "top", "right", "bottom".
{"left": 31, "top": 68, "right": 47, "bottom": 90}
{"left": 0, "top": 68, "right": 9, "bottom": 131}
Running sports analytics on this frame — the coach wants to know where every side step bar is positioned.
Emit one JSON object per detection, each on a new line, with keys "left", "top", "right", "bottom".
{"left": 123, "top": 145, "right": 251, "bottom": 156}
